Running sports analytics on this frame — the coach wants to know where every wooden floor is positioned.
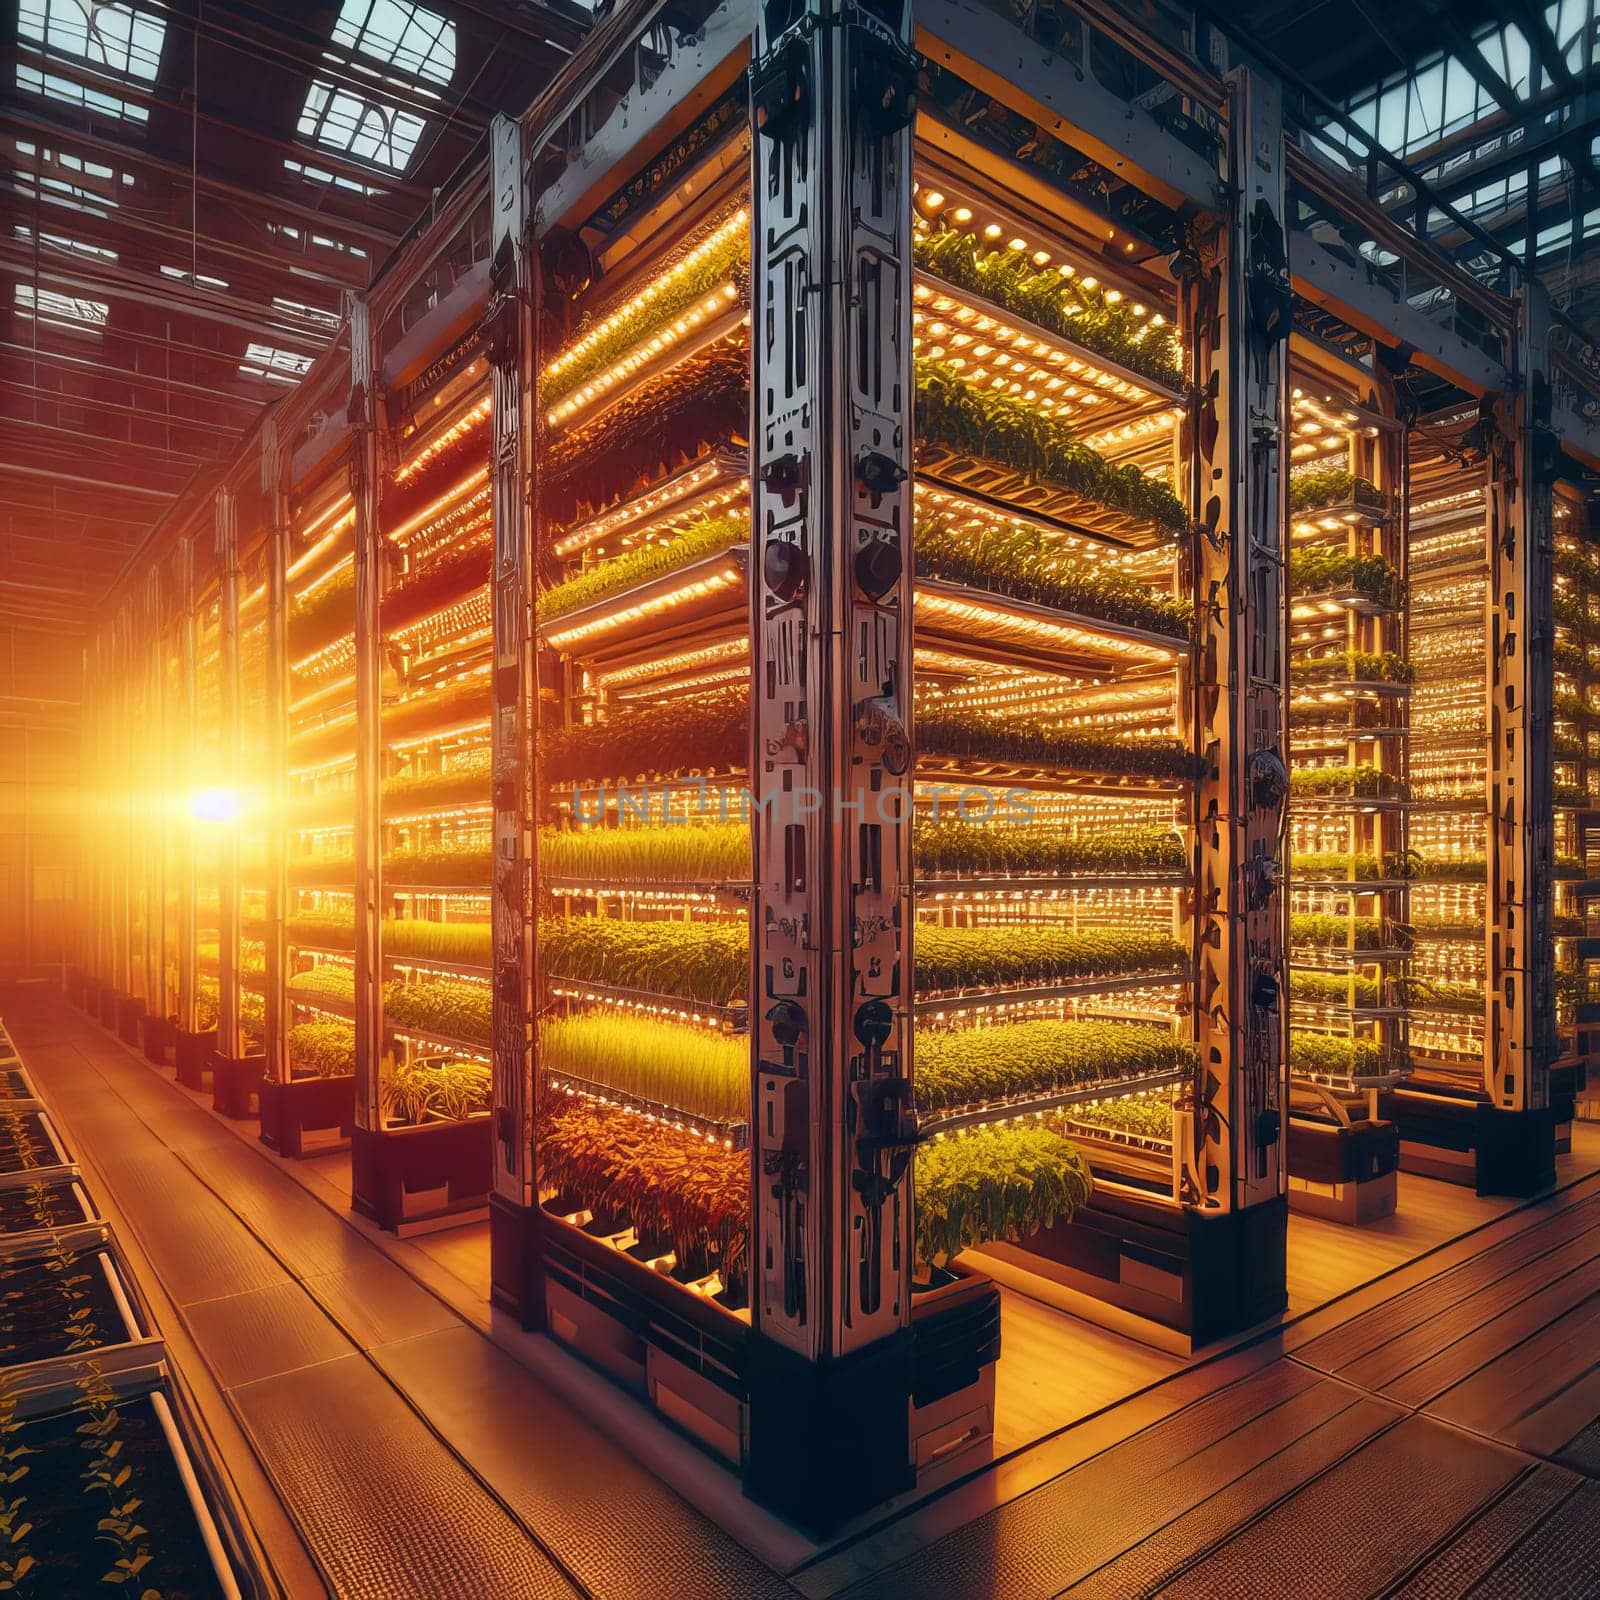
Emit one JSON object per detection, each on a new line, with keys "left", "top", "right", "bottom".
{"left": 18, "top": 985, "right": 1600, "bottom": 1598}
{"left": 972, "top": 1131, "right": 1600, "bottom": 1458}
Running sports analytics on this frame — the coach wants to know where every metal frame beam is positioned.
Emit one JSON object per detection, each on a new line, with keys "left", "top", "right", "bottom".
{"left": 746, "top": 0, "right": 919, "bottom": 1533}
{"left": 214, "top": 486, "right": 243, "bottom": 1059}
{"left": 485, "top": 112, "right": 541, "bottom": 1320}
{"left": 1181, "top": 64, "right": 1291, "bottom": 1226}
{"left": 349, "top": 296, "right": 386, "bottom": 1134}
{"left": 1485, "top": 280, "right": 1557, "bottom": 1116}
{"left": 261, "top": 412, "right": 289, "bottom": 1089}
{"left": 914, "top": 0, "right": 1223, "bottom": 219}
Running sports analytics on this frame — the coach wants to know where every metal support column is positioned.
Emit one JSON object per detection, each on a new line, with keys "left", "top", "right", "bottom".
{"left": 215, "top": 487, "right": 243, "bottom": 1063}
{"left": 176, "top": 538, "right": 199, "bottom": 1037}
{"left": 1482, "top": 277, "right": 1558, "bottom": 1193}
{"left": 143, "top": 565, "right": 166, "bottom": 1031}
{"left": 262, "top": 414, "right": 291, "bottom": 1090}
{"left": 485, "top": 113, "right": 543, "bottom": 1324}
{"left": 349, "top": 295, "right": 388, "bottom": 1158}
{"left": 746, "top": 0, "right": 920, "bottom": 1531}
{"left": 1177, "top": 63, "right": 1290, "bottom": 1332}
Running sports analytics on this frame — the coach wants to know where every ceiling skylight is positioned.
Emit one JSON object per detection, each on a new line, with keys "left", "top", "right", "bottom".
{"left": 13, "top": 282, "right": 110, "bottom": 329}
{"left": 17, "top": 2, "right": 167, "bottom": 123}
{"left": 295, "top": 80, "right": 426, "bottom": 173}
{"left": 13, "top": 224, "right": 118, "bottom": 263}
{"left": 159, "top": 263, "right": 230, "bottom": 291}
{"left": 239, "top": 342, "right": 314, "bottom": 383}
{"left": 331, "top": 0, "right": 456, "bottom": 87}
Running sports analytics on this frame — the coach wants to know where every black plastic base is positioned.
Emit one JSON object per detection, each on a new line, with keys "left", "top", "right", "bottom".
{"left": 258, "top": 1073, "right": 355, "bottom": 1158}
{"left": 1475, "top": 1103, "right": 1557, "bottom": 1197}
{"left": 115, "top": 994, "right": 143, "bottom": 1046}
{"left": 173, "top": 1029, "right": 218, "bottom": 1091}
{"left": 211, "top": 1053, "right": 264, "bottom": 1120}
{"left": 1288, "top": 1118, "right": 1400, "bottom": 1184}
{"left": 98, "top": 985, "right": 119, "bottom": 1026}
{"left": 488, "top": 1193, "right": 545, "bottom": 1329}
{"left": 139, "top": 1012, "right": 171, "bottom": 1066}
{"left": 744, "top": 1328, "right": 915, "bottom": 1535}
{"left": 350, "top": 1119, "right": 492, "bottom": 1232}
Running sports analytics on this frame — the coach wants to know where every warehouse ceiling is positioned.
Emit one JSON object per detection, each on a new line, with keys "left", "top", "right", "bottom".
{"left": 1, "top": 0, "right": 589, "bottom": 635}
{"left": 5, "top": 0, "right": 1600, "bottom": 642}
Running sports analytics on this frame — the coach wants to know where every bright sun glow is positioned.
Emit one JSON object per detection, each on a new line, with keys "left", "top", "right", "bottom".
{"left": 190, "top": 787, "right": 239, "bottom": 823}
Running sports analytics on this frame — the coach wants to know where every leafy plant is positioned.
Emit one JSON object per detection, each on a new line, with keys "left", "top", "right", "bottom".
{"left": 544, "top": 686, "right": 749, "bottom": 786}
{"left": 1289, "top": 764, "right": 1405, "bottom": 799}
{"left": 385, "top": 978, "right": 491, "bottom": 1045}
{"left": 384, "top": 844, "right": 492, "bottom": 887}
{"left": 540, "top": 516, "right": 744, "bottom": 622}
{"left": 1407, "top": 978, "right": 1485, "bottom": 1013}
{"left": 1289, "top": 469, "right": 1381, "bottom": 513}
{"left": 1291, "top": 970, "right": 1380, "bottom": 1008}
{"left": 915, "top": 1019, "right": 1193, "bottom": 1114}
{"left": 541, "top": 217, "right": 748, "bottom": 410}
{"left": 1296, "top": 649, "right": 1414, "bottom": 684}
{"left": 543, "top": 918, "right": 747, "bottom": 1004}
{"left": 381, "top": 1057, "right": 490, "bottom": 1125}
{"left": 538, "top": 1097, "right": 748, "bottom": 1280}
{"left": 288, "top": 566, "right": 354, "bottom": 658}
{"left": 541, "top": 822, "right": 749, "bottom": 883}
{"left": 914, "top": 817, "right": 1186, "bottom": 877}
{"left": 915, "top": 1124, "right": 1092, "bottom": 1265}
{"left": 287, "top": 1020, "right": 356, "bottom": 1078}
{"left": 1289, "top": 1031, "right": 1385, "bottom": 1079}
{"left": 917, "top": 703, "right": 1199, "bottom": 782}
{"left": 1061, "top": 1097, "right": 1174, "bottom": 1141}
{"left": 914, "top": 518, "right": 1189, "bottom": 638}
{"left": 1290, "top": 913, "right": 1397, "bottom": 950}
{"left": 1292, "top": 852, "right": 1393, "bottom": 880}
{"left": 915, "top": 360, "right": 1190, "bottom": 533}
{"left": 913, "top": 227, "right": 1182, "bottom": 384}
{"left": 915, "top": 924, "right": 1185, "bottom": 992}
{"left": 545, "top": 344, "right": 750, "bottom": 530}
{"left": 1290, "top": 547, "right": 1404, "bottom": 608}
{"left": 543, "top": 1011, "right": 746, "bottom": 1123}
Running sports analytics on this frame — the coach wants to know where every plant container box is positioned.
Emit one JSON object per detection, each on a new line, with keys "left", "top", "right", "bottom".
{"left": 975, "top": 1187, "right": 1287, "bottom": 1353}
{"left": 173, "top": 1028, "right": 218, "bottom": 1091}
{"left": 0, "top": 1243, "right": 140, "bottom": 1366}
{"left": 139, "top": 1011, "right": 172, "bottom": 1066}
{"left": 0, "top": 1177, "right": 94, "bottom": 1237}
{"left": 350, "top": 1117, "right": 492, "bottom": 1232}
{"left": 0, "top": 1065, "right": 32, "bottom": 1102}
{"left": 258, "top": 1073, "right": 355, "bottom": 1158}
{"left": 115, "top": 994, "right": 143, "bottom": 1046}
{"left": 1287, "top": 1117, "right": 1399, "bottom": 1224}
{"left": 539, "top": 1209, "right": 749, "bottom": 1464}
{"left": 908, "top": 1262, "right": 1001, "bottom": 1493}
{"left": 0, "top": 1109, "right": 69, "bottom": 1176}
{"left": 211, "top": 1053, "right": 264, "bottom": 1120}
{"left": 0, "top": 1392, "right": 241, "bottom": 1596}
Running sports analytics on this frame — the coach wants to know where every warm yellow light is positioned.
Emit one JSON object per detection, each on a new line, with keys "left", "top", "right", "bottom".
{"left": 191, "top": 787, "right": 239, "bottom": 824}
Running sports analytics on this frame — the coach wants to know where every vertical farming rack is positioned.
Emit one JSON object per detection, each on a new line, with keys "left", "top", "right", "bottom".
{"left": 69, "top": 0, "right": 1600, "bottom": 1535}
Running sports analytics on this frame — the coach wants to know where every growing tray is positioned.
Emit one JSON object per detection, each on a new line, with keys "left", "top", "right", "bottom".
{"left": 0, "top": 1392, "right": 240, "bottom": 1597}
{"left": 0, "top": 1110, "right": 68, "bottom": 1176}
{"left": 0, "top": 1245, "right": 139, "bottom": 1367}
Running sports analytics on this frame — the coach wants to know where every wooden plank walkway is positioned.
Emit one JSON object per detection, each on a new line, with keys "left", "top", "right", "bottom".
{"left": 16, "top": 983, "right": 1600, "bottom": 1599}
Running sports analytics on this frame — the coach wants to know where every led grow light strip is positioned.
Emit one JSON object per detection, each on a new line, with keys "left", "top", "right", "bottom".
{"left": 553, "top": 458, "right": 749, "bottom": 559}
{"left": 542, "top": 563, "right": 743, "bottom": 650}
{"left": 542, "top": 209, "right": 748, "bottom": 389}
{"left": 545, "top": 283, "right": 745, "bottom": 429}
{"left": 393, "top": 395, "right": 492, "bottom": 484}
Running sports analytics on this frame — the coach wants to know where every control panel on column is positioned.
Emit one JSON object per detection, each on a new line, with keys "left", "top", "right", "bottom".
{"left": 751, "top": 0, "right": 918, "bottom": 1361}
{"left": 1486, "top": 288, "right": 1556, "bottom": 1111}
{"left": 1183, "top": 66, "right": 1290, "bottom": 1211}
{"left": 487, "top": 113, "right": 537, "bottom": 1209}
